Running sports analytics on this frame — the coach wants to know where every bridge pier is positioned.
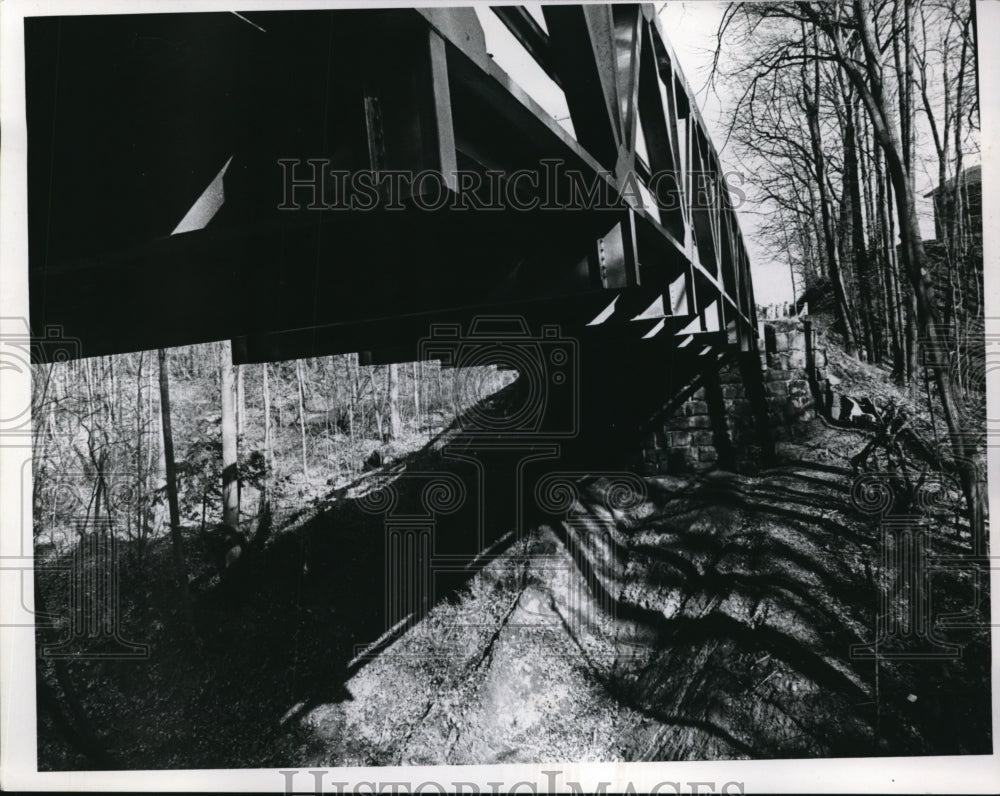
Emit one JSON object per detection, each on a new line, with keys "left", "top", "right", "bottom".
{"left": 635, "top": 319, "right": 828, "bottom": 477}
{"left": 702, "top": 366, "right": 739, "bottom": 471}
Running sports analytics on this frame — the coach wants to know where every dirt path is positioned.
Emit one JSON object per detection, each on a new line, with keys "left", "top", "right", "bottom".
{"left": 269, "top": 422, "right": 991, "bottom": 765}
{"left": 34, "top": 419, "right": 990, "bottom": 769}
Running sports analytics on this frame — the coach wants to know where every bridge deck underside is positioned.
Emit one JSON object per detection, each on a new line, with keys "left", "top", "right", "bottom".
{"left": 25, "top": 5, "right": 758, "bottom": 367}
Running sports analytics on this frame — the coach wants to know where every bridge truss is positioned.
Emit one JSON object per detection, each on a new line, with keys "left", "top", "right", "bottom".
{"left": 25, "top": 4, "right": 757, "bottom": 366}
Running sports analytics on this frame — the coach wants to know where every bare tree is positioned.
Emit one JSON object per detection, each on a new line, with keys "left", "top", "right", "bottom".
{"left": 236, "top": 364, "right": 245, "bottom": 437}
{"left": 388, "top": 363, "right": 402, "bottom": 440}
{"left": 412, "top": 360, "right": 421, "bottom": 433}
{"left": 295, "top": 358, "right": 309, "bottom": 478}
{"left": 797, "top": 0, "right": 983, "bottom": 533}
{"left": 718, "top": 0, "right": 982, "bottom": 535}
{"left": 262, "top": 362, "right": 274, "bottom": 477}
{"left": 802, "top": 25, "right": 859, "bottom": 354}
{"left": 219, "top": 341, "right": 239, "bottom": 528}
{"left": 157, "top": 348, "right": 195, "bottom": 630}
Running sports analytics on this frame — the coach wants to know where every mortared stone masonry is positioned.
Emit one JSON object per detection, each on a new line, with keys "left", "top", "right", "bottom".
{"left": 639, "top": 318, "right": 830, "bottom": 476}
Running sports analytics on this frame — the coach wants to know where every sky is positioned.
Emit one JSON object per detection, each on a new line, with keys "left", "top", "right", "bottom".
{"left": 659, "top": 1, "right": 812, "bottom": 306}
{"left": 658, "top": 2, "right": 949, "bottom": 306}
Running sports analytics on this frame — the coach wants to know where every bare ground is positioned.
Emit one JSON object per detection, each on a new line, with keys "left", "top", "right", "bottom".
{"left": 36, "top": 409, "right": 991, "bottom": 769}
{"left": 262, "top": 421, "right": 991, "bottom": 766}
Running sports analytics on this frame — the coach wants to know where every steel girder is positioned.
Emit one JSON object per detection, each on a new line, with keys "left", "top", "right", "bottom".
{"left": 24, "top": 5, "right": 757, "bottom": 364}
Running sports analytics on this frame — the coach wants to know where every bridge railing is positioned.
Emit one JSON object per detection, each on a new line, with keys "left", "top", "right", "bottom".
{"left": 420, "top": 4, "right": 757, "bottom": 350}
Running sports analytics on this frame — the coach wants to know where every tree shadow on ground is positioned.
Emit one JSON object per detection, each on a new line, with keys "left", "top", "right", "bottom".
{"left": 58, "top": 376, "right": 575, "bottom": 768}
{"left": 35, "top": 379, "right": 992, "bottom": 768}
{"left": 538, "top": 456, "right": 991, "bottom": 760}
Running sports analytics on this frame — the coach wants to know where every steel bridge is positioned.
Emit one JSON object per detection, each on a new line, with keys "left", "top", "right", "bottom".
{"left": 26, "top": 4, "right": 758, "bottom": 389}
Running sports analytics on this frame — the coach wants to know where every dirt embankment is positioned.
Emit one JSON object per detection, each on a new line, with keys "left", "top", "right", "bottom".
{"left": 36, "top": 378, "right": 990, "bottom": 769}
{"left": 266, "top": 422, "right": 989, "bottom": 766}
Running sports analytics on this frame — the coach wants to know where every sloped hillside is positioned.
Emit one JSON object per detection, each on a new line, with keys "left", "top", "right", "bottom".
{"left": 35, "top": 334, "right": 990, "bottom": 769}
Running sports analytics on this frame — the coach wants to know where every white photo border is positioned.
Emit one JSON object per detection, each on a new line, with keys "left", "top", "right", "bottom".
{"left": 1, "top": 0, "right": 997, "bottom": 792}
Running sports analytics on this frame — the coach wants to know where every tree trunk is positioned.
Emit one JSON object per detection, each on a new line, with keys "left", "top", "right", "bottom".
{"left": 905, "top": 293, "right": 918, "bottom": 387}
{"left": 295, "top": 359, "right": 309, "bottom": 479}
{"left": 219, "top": 341, "right": 239, "bottom": 529}
{"left": 157, "top": 349, "right": 195, "bottom": 630}
{"left": 370, "top": 366, "right": 384, "bottom": 440}
{"left": 412, "top": 361, "right": 421, "bottom": 431}
{"left": 802, "top": 32, "right": 859, "bottom": 355}
{"left": 262, "top": 362, "right": 274, "bottom": 477}
{"left": 388, "top": 363, "right": 402, "bottom": 440}
{"left": 135, "top": 352, "right": 144, "bottom": 545}
{"left": 147, "top": 362, "right": 163, "bottom": 537}
{"left": 800, "top": 0, "right": 985, "bottom": 538}
{"left": 236, "top": 364, "right": 245, "bottom": 437}
{"left": 347, "top": 357, "right": 356, "bottom": 471}
{"left": 879, "top": 157, "right": 906, "bottom": 379}
{"left": 844, "top": 96, "right": 879, "bottom": 361}
{"left": 350, "top": 356, "right": 362, "bottom": 465}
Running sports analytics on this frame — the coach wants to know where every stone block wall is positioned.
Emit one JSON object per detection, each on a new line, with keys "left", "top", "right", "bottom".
{"left": 663, "top": 388, "right": 721, "bottom": 471}
{"left": 639, "top": 318, "right": 829, "bottom": 476}
{"left": 761, "top": 319, "right": 824, "bottom": 439}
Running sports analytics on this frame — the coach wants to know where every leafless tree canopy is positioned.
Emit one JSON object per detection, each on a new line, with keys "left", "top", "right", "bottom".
{"left": 715, "top": 0, "right": 983, "bottom": 532}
